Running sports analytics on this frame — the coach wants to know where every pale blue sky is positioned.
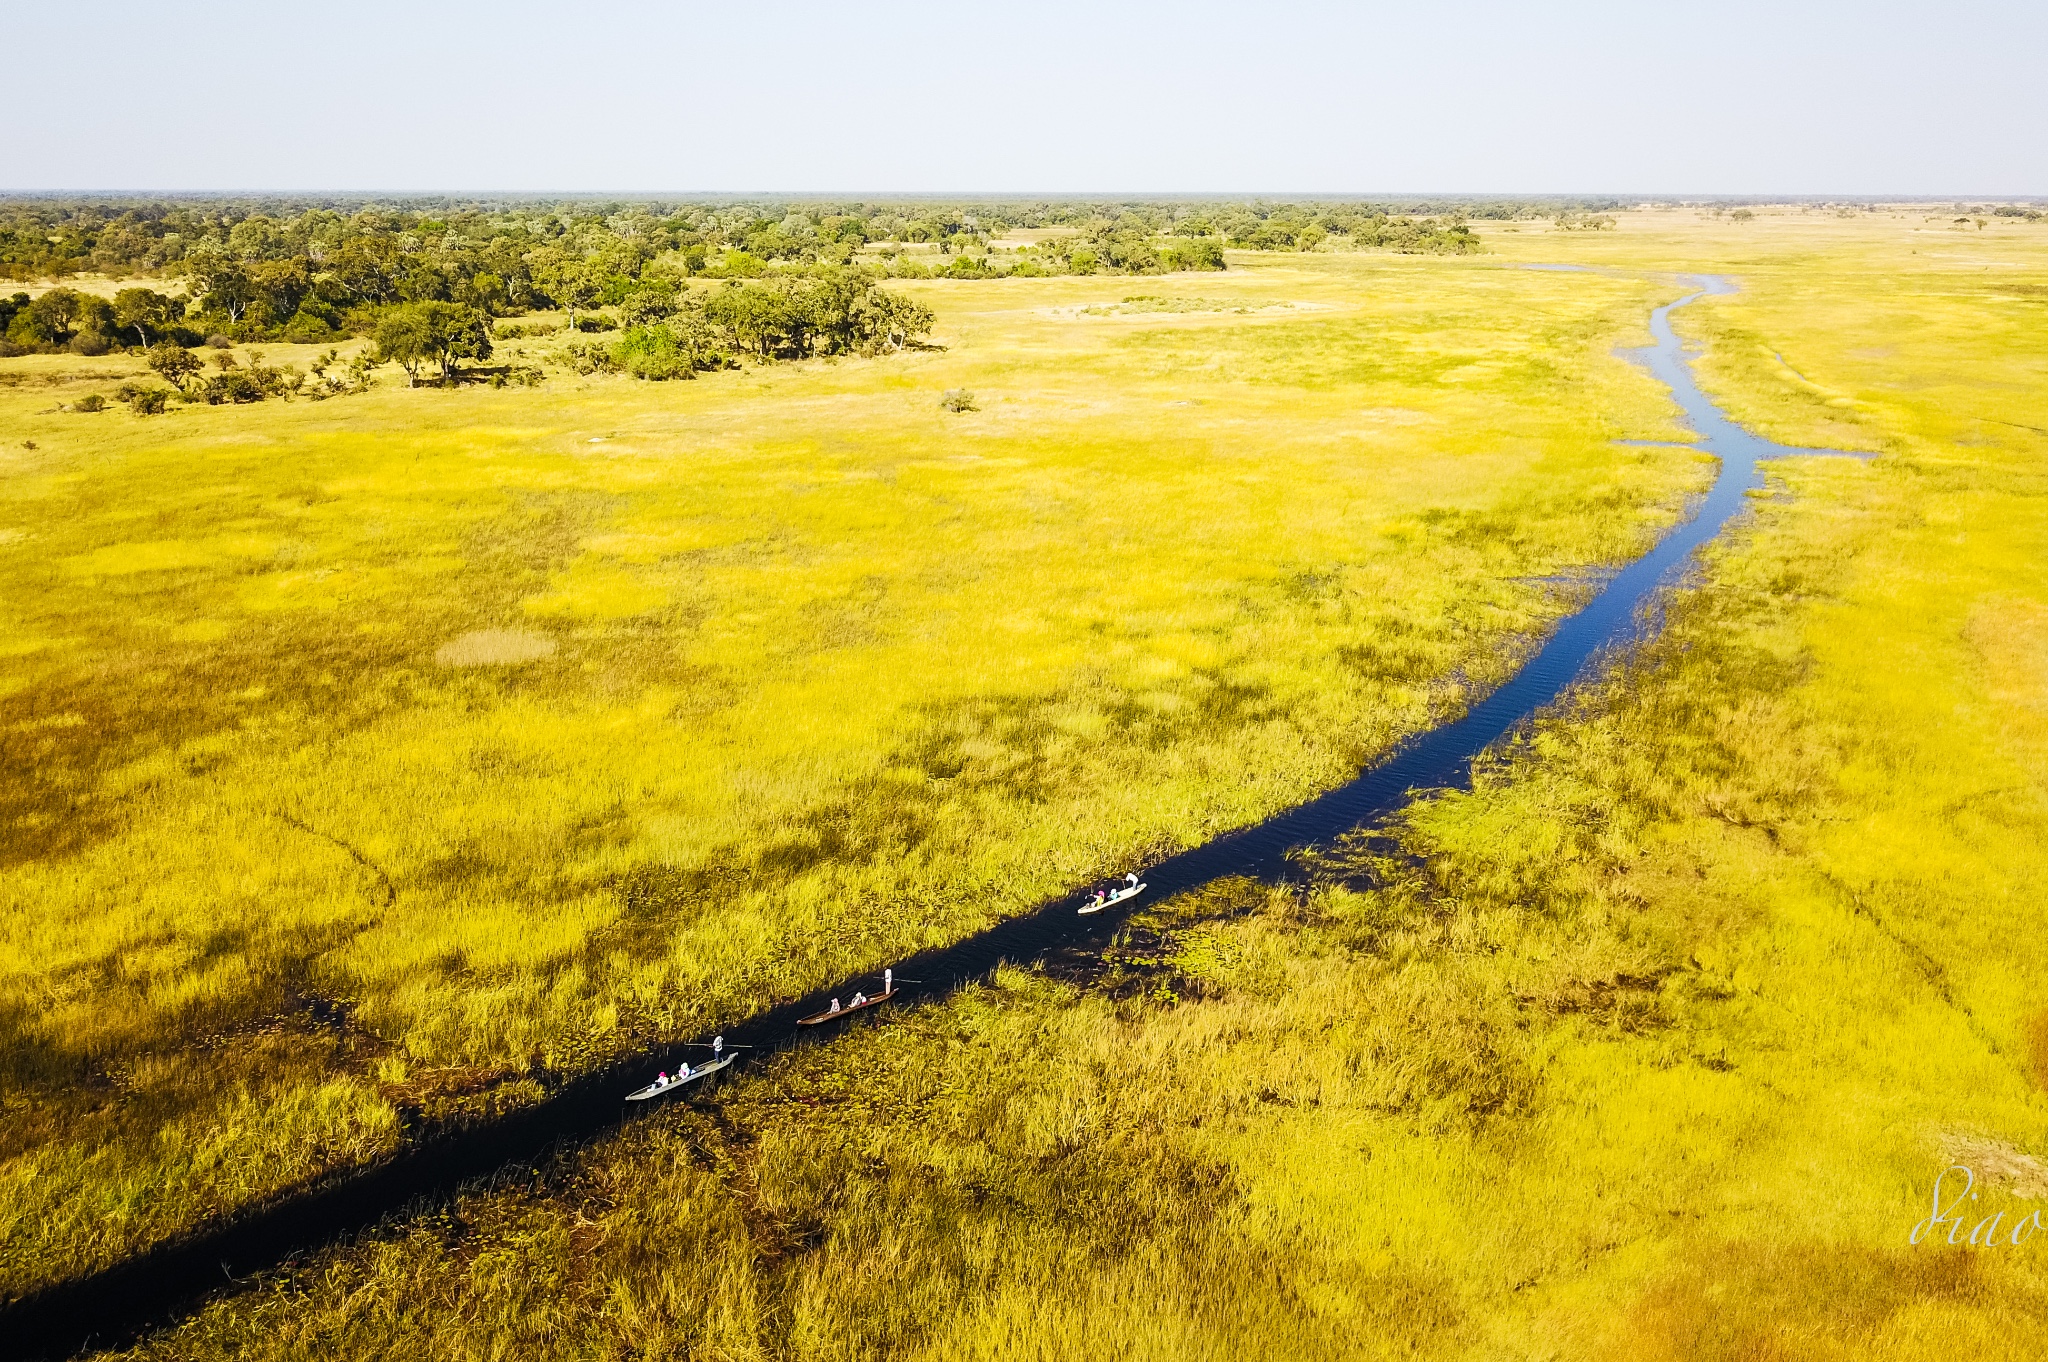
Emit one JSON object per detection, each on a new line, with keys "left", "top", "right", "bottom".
{"left": 8, "top": 0, "right": 2043, "bottom": 194}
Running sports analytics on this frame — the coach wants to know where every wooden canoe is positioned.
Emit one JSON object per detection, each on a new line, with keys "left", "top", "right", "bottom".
{"left": 797, "top": 986, "right": 897, "bottom": 1026}
{"left": 1078, "top": 881, "right": 1146, "bottom": 915}
{"left": 625, "top": 1054, "right": 735, "bottom": 1101}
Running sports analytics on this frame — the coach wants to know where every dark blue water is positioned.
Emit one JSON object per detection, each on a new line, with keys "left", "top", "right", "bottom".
{"left": 5, "top": 273, "right": 1863, "bottom": 1359}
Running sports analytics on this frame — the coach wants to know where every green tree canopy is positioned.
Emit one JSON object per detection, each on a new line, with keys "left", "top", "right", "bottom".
{"left": 375, "top": 302, "right": 493, "bottom": 385}
{"left": 113, "top": 288, "right": 183, "bottom": 348}
{"left": 145, "top": 342, "right": 204, "bottom": 391}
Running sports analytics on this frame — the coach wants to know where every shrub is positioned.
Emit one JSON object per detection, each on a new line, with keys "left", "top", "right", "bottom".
{"left": 113, "top": 383, "right": 171, "bottom": 415}
{"left": 940, "top": 388, "right": 977, "bottom": 412}
{"left": 612, "top": 324, "right": 699, "bottom": 381}
{"left": 562, "top": 339, "right": 619, "bottom": 375}
{"left": 206, "top": 333, "right": 233, "bottom": 349}
{"left": 68, "top": 332, "right": 111, "bottom": 356}
{"left": 72, "top": 393, "right": 107, "bottom": 412}
{"left": 192, "top": 354, "right": 301, "bottom": 405}
{"left": 198, "top": 371, "right": 266, "bottom": 404}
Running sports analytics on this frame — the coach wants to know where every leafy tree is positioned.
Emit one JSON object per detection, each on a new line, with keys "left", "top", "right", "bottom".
{"left": 146, "top": 342, "right": 204, "bottom": 391}
{"left": 1160, "top": 239, "right": 1225, "bottom": 271}
{"left": 617, "top": 282, "right": 678, "bottom": 329}
{"left": 848, "top": 287, "right": 934, "bottom": 354}
{"left": 457, "top": 271, "right": 508, "bottom": 315}
{"left": 431, "top": 305, "right": 493, "bottom": 380}
{"left": 187, "top": 255, "right": 259, "bottom": 324}
{"left": 703, "top": 282, "right": 805, "bottom": 359}
{"left": 242, "top": 259, "right": 312, "bottom": 326}
{"left": 327, "top": 235, "right": 403, "bottom": 307}
{"left": 374, "top": 306, "right": 434, "bottom": 385}
{"left": 15, "top": 288, "right": 82, "bottom": 345}
{"left": 375, "top": 302, "right": 493, "bottom": 385}
{"left": 612, "top": 317, "right": 725, "bottom": 380}
{"left": 113, "top": 288, "right": 182, "bottom": 347}
{"left": 799, "top": 268, "right": 880, "bottom": 353}
{"left": 529, "top": 250, "right": 601, "bottom": 330}
{"left": 4, "top": 288, "right": 114, "bottom": 351}
{"left": 68, "top": 294, "right": 117, "bottom": 352}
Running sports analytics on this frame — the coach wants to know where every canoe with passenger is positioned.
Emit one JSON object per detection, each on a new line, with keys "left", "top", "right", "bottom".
{"left": 1078, "top": 872, "right": 1145, "bottom": 915}
{"left": 626, "top": 1036, "right": 735, "bottom": 1101}
{"left": 798, "top": 969, "right": 897, "bottom": 1025}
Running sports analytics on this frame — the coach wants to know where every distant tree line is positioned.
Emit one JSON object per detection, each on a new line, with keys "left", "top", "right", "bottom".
{"left": 0, "top": 195, "right": 1637, "bottom": 283}
{"left": 0, "top": 197, "right": 1526, "bottom": 350}
{"left": 0, "top": 195, "right": 1581, "bottom": 362}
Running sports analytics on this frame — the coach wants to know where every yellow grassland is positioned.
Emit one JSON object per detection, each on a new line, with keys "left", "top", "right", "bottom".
{"left": 1, "top": 257, "right": 1712, "bottom": 1294}
{"left": 92, "top": 210, "right": 2048, "bottom": 1359}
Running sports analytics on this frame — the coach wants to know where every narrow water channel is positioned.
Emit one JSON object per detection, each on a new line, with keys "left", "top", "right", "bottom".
{"left": 7, "top": 274, "right": 1859, "bottom": 1359}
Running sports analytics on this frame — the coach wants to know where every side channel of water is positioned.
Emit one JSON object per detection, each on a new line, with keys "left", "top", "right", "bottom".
{"left": 8, "top": 274, "right": 1859, "bottom": 1359}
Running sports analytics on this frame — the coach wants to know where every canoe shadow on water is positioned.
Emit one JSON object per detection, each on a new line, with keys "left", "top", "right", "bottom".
{"left": 2, "top": 271, "right": 1877, "bottom": 1360}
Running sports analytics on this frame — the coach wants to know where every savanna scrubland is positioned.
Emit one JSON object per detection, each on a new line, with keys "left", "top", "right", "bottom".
{"left": 6, "top": 204, "right": 2048, "bottom": 1358}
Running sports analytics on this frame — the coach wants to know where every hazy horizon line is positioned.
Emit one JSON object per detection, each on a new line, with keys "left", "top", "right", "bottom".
{"left": 2, "top": 190, "right": 2042, "bottom": 203}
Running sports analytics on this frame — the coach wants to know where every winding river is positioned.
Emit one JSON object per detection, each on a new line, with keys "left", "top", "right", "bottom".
{"left": 7, "top": 274, "right": 1862, "bottom": 1358}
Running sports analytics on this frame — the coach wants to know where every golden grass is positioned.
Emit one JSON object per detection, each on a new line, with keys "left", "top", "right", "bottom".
{"left": 1, "top": 256, "right": 1707, "bottom": 1294}
{"left": 434, "top": 628, "right": 558, "bottom": 667}
{"left": 85, "top": 209, "right": 2048, "bottom": 1361}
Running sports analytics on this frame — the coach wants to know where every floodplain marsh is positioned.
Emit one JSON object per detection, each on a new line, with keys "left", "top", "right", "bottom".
{"left": 1, "top": 252, "right": 1709, "bottom": 1297}
{"left": 13, "top": 207, "right": 2048, "bottom": 1359}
